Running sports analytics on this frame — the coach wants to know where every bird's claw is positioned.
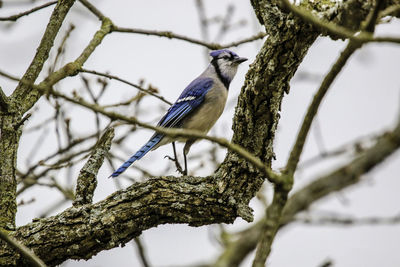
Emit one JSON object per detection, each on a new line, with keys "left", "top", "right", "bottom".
{"left": 164, "top": 155, "right": 185, "bottom": 175}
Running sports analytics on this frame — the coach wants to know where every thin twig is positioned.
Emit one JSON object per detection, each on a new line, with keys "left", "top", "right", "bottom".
{"left": 0, "top": 69, "right": 20, "bottom": 82}
{"left": 78, "top": 0, "right": 106, "bottom": 21}
{"left": 49, "top": 24, "right": 75, "bottom": 73}
{"left": 0, "top": 1, "right": 57, "bottom": 21}
{"left": 112, "top": 26, "right": 267, "bottom": 50}
{"left": 80, "top": 0, "right": 265, "bottom": 50}
{"left": 13, "top": 113, "right": 31, "bottom": 130}
{"left": 285, "top": 0, "right": 384, "bottom": 176}
{"left": 296, "top": 212, "right": 400, "bottom": 226}
{"left": 134, "top": 237, "right": 151, "bottom": 267}
{"left": 0, "top": 230, "right": 47, "bottom": 267}
{"left": 20, "top": 132, "right": 98, "bottom": 181}
{"left": 80, "top": 69, "right": 172, "bottom": 105}
{"left": 284, "top": 40, "right": 361, "bottom": 176}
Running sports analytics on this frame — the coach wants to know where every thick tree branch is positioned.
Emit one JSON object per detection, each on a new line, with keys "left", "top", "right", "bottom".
{"left": 0, "top": 176, "right": 239, "bottom": 266}
{"left": 0, "top": 230, "right": 46, "bottom": 267}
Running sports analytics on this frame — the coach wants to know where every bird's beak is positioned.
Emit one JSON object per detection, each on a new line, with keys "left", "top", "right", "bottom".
{"left": 233, "top": 57, "right": 248, "bottom": 64}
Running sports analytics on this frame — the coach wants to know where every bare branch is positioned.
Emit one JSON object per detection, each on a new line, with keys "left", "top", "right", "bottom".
{"left": 73, "top": 127, "right": 114, "bottom": 206}
{"left": 134, "top": 237, "right": 151, "bottom": 267}
{"left": 78, "top": 0, "right": 106, "bottom": 21}
{"left": 112, "top": 26, "right": 266, "bottom": 50}
{"left": 0, "top": 1, "right": 57, "bottom": 21}
{"left": 80, "top": 0, "right": 266, "bottom": 50}
{"left": 0, "top": 69, "right": 20, "bottom": 82}
{"left": 80, "top": 68, "right": 172, "bottom": 105}
{"left": 284, "top": 40, "right": 361, "bottom": 176}
{"left": 295, "top": 212, "right": 400, "bottom": 226}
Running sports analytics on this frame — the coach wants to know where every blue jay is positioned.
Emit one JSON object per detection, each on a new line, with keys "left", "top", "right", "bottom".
{"left": 110, "top": 49, "right": 247, "bottom": 177}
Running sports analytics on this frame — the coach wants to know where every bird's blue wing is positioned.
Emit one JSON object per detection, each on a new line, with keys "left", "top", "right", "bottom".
{"left": 110, "top": 78, "right": 213, "bottom": 178}
{"left": 157, "top": 77, "right": 214, "bottom": 128}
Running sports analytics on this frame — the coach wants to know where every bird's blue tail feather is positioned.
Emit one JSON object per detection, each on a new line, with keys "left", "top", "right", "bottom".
{"left": 110, "top": 134, "right": 163, "bottom": 178}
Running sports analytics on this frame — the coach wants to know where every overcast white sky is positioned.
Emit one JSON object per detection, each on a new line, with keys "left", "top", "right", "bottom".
{"left": 1, "top": 0, "right": 400, "bottom": 266}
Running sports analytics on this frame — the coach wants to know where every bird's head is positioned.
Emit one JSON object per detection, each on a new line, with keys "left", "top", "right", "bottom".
{"left": 210, "top": 49, "right": 247, "bottom": 86}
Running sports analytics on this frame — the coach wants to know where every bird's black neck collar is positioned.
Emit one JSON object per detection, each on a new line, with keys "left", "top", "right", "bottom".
{"left": 211, "top": 59, "right": 230, "bottom": 90}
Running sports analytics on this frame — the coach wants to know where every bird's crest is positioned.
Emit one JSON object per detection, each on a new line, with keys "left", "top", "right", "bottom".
{"left": 210, "top": 49, "right": 238, "bottom": 58}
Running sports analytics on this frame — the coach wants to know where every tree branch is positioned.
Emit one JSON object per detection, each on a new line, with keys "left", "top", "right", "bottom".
{"left": 284, "top": 40, "right": 361, "bottom": 176}
{"left": 294, "top": 212, "right": 400, "bottom": 226}
{"left": 73, "top": 127, "right": 114, "bottom": 206}
{"left": 0, "top": 176, "right": 239, "bottom": 266}
{"left": 10, "top": 0, "right": 76, "bottom": 113}
{"left": 0, "top": 230, "right": 46, "bottom": 267}
{"left": 134, "top": 237, "right": 151, "bottom": 267}
{"left": 78, "top": 0, "right": 107, "bottom": 21}
{"left": 0, "top": 1, "right": 57, "bottom": 22}
{"left": 280, "top": 0, "right": 400, "bottom": 44}
{"left": 18, "top": 17, "right": 113, "bottom": 114}
{"left": 80, "top": 68, "right": 172, "bottom": 105}
{"left": 111, "top": 26, "right": 266, "bottom": 50}
{"left": 79, "top": 0, "right": 266, "bottom": 50}
{"left": 0, "top": 87, "right": 9, "bottom": 112}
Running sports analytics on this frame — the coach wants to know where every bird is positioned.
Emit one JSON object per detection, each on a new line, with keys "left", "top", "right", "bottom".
{"left": 110, "top": 49, "right": 247, "bottom": 178}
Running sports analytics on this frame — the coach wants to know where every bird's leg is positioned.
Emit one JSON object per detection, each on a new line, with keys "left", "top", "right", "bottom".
{"left": 164, "top": 142, "right": 184, "bottom": 174}
{"left": 183, "top": 140, "right": 195, "bottom": 176}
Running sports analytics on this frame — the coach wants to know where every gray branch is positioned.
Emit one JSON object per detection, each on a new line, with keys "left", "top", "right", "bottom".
{"left": 73, "top": 127, "right": 114, "bottom": 206}
{"left": 0, "top": 176, "right": 240, "bottom": 266}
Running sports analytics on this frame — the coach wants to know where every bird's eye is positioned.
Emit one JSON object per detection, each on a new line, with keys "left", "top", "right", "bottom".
{"left": 222, "top": 55, "right": 230, "bottom": 60}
